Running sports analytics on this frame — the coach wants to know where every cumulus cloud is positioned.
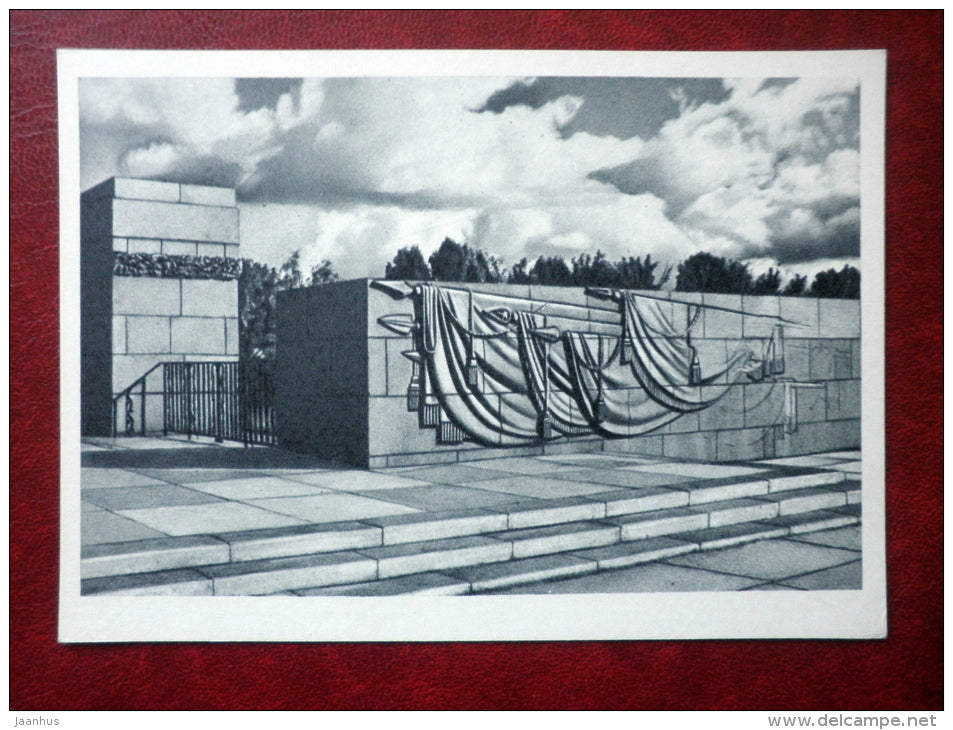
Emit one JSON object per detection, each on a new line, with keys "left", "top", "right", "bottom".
{"left": 79, "top": 74, "right": 860, "bottom": 277}
{"left": 592, "top": 77, "right": 860, "bottom": 265}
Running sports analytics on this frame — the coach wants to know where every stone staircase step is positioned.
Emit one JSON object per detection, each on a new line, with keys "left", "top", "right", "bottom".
{"left": 608, "top": 507, "right": 710, "bottom": 541}
{"left": 585, "top": 487, "right": 688, "bottom": 517}
{"left": 831, "top": 479, "right": 862, "bottom": 504}
{"left": 296, "top": 572, "right": 470, "bottom": 597}
{"left": 362, "top": 508, "right": 508, "bottom": 545}
{"left": 767, "top": 469, "right": 845, "bottom": 493}
{"left": 83, "top": 568, "right": 213, "bottom": 596}
{"left": 200, "top": 551, "right": 379, "bottom": 596}
{"left": 489, "top": 496, "right": 606, "bottom": 529}
{"left": 569, "top": 536, "right": 699, "bottom": 571}
{"left": 831, "top": 502, "right": 862, "bottom": 517}
{"left": 450, "top": 554, "right": 598, "bottom": 593}
{"left": 689, "top": 497, "right": 780, "bottom": 528}
{"left": 491, "top": 521, "right": 620, "bottom": 559}
{"left": 80, "top": 468, "right": 861, "bottom": 596}
{"left": 752, "top": 486, "right": 848, "bottom": 516}
{"left": 81, "top": 535, "right": 229, "bottom": 580}
{"left": 761, "top": 505, "right": 860, "bottom": 534}
{"left": 220, "top": 521, "right": 382, "bottom": 562}
{"left": 357, "top": 535, "right": 513, "bottom": 580}
{"left": 671, "top": 476, "right": 770, "bottom": 505}
{"left": 669, "top": 522, "right": 791, "bottom": 551}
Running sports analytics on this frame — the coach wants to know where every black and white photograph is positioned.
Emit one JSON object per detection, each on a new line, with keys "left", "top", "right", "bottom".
{"left": 59, "top": 49, "right": 886, "bottom": 641}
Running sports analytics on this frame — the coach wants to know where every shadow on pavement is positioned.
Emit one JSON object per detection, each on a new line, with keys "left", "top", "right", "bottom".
{"left": 82, "top": 446, "right": 347, "bottom": 471}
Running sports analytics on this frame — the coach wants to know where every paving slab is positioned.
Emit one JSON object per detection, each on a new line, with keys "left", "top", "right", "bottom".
{"left": 283, "top": 470, "right": 434, "bottom": 491}
{"left": 82, "top": 484, "right": 225, "bottom": 511}
{"left": 493, "top": 562, "right": 762, "bottom": 594}
{"left": 624, "top": 462, "right": 768, "bottom": 479}
{"left": 451, "top": 554, "right": 597, "bottom": 592}
{"left": 135, "top": 467, "right": 326, "bottom": 484}
{"left": 756, "top": 455, "right": 844, "bottom": 468}
{"left": 358, "top": 484, "right": 521, "bottom": 512}
{"left": 540, "top": 455, "right": 655, "bottom": 470}
{"left": 778, "top": 559, "right": 862, "bottom": 590}
{"left": 392, "top": 463, "right": 516, "bottom": 485}
{"left": 182, "top": 476, "right": 332, "bottom": 500}
{"left": 81, "top": 468, "right": 169, "bottom": 490}
{"left": 547, "top": 468, "right": 695, "bottom": 489}
{"left": 824, "top": 450, "right": 862, "bottom": 460}
{"left": 117, "top": 502, "right": 305, "bottom": 536}
{"left": 467, "top": 456, "right": 583, "bottom": 475}
{"left": 248, "top": 493, "right": 420, "bottom": 523}
{"left": 466, "top": 475, "right": 611, "bottom": 499}
{"left": 664, "top": 538, "right": 859, "bottom": 581}
{"left": 788, "top": 525, "right": 862, "bottom": 552}
{"left": 297, "top": 572, "right": 471, "bottom": 596}
{"left": 83, "top": 507, "right": 169, "bottom": 545}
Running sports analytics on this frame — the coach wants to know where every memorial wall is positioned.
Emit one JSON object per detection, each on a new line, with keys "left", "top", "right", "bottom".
{"left": 276, "top": 280, "right": 860, "bottom": 468}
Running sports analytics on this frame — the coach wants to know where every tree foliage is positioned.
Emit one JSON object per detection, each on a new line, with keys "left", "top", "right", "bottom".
{"left": 239, "top": 250, "right": 339, "bottom": 361}
{"left": 675, "top": 252, "right": 753, "bottom": 294}
{"left": 309, "top": 260, "right": 339, "bottom": 286}
{"left": 809, "top": 265, "right": 860, "bottom": 299}
{"left": 750, "top": 267, "right": 782, "bottom": 296}
{"left": 385, "top": 245, "right": 431, "bottom": 281}
{"left": 505, "top": 251, "right": 669, "bottom": 290}
{"left": 427, "top": 237, "right": 504, "bottom": 283}
{"left": 380, "top": 238, "right": 858, "bottom": 300}
{"left": 782, "top": 274, "right": 808, "bottom": 297}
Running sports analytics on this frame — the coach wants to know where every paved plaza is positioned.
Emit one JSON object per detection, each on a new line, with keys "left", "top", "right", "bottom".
{"left": 79, "top": 436, "right": 862, "bottom": 595}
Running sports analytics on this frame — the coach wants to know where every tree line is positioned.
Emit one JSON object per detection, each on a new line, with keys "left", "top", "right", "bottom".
{"left": 383, "top": 237, "right": 861, "bottom": 298}
{"left": 239, "top": 239, "right": 860, "bottom": 360}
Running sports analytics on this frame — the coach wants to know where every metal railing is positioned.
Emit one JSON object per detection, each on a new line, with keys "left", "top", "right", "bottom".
{"left": 111, "top": 363, "right": 165, "bottom": 438}
{"left": 111, "top": 360, "right": 276, "bottom": 446}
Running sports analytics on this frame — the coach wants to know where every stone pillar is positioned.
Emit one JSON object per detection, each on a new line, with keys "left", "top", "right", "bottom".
{"left": 80, "top": 177, "right": 240, "bottom": 436}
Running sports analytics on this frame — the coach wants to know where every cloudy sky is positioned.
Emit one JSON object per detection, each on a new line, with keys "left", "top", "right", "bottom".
{"left": 79, "top": 74, "right": 861, "bottom": 283}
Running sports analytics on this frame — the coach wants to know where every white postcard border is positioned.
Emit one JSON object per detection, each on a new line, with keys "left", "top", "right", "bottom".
{"left": 57, "top": 48, "right": 887, "bottom": 642}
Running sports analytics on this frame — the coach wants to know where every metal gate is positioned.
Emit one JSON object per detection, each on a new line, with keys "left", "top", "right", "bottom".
{"left": 112, "top": 360, "right": 275, "bottom": 446}
{"left": 163, "top": 361, "right": 275, "bottom": 445}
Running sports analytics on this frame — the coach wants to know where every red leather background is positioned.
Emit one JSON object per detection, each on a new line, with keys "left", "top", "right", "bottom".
{"left": 10, "top": 10, "right": 942, "bottom": 710}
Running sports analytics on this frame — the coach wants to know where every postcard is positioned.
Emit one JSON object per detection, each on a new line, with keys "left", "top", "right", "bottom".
{"left": 58, "top": 48, "right": 886, "bottom": 641}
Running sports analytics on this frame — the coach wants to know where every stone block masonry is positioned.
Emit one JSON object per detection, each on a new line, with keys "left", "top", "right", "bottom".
{"left": 276, "top": 280, "right": 861, "bottom": 468}
{"left": 81, "top": 177, "right": 240, "bottom": 436}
